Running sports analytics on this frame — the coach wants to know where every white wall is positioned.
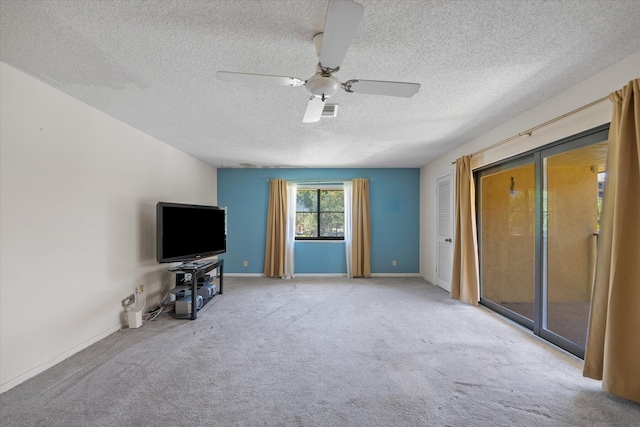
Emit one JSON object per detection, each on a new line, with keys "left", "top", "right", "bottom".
{"left": 420, "top": 50, "right": 640, "bottom": 286}
{"left": 0, "top": 62, "right": 217, "bottom": 392}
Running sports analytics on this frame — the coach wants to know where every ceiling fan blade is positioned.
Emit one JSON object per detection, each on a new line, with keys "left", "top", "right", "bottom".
{"left": 343, "top": 79, "right": 421, "bottom": 98}
{"left": 303, "top": 96, "right": 326, "bottom": 123}
{"left": 216, "top": 72, "right": 305, "bottom": 87}
{"left": 319, "top": 0, "right": 364, "bottom": 70}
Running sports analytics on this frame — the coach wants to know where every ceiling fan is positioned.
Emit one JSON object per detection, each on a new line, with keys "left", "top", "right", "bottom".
{"left": 216, "top": 0, "right": 421, "bottom": 123}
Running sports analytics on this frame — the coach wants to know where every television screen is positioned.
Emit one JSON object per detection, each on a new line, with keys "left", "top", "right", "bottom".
{"left": 156, "top": 202, "right": 226, "bottom": 263}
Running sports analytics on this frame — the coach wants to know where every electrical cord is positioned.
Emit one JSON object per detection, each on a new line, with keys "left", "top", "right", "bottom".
{"left": 121, "top": 289, "right": 178, "bottom": 330}
{"left": 133, "top": 288, "right": 146, "bottom": 311}
{"left": 143, "top": 306, "right": 164, "bottom": 321}
{"left": 142, "top": 291, "right": 174, "bottom": 322}
{"left": 119, "top": 288, "right": 146, "bottom": 331}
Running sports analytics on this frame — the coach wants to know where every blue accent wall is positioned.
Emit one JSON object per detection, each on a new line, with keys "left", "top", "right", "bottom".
{"left": 217, "top": 168, "right": 419, "bottom": 274}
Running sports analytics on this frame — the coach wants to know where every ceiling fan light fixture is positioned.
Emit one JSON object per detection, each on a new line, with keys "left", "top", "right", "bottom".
{"left": 305, "top": 74, "right": 341, "bottom": 98}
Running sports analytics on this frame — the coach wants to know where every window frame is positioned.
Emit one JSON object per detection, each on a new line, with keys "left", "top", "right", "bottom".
{"left": 295, "top": 185, "right": 345, "bottom": 241}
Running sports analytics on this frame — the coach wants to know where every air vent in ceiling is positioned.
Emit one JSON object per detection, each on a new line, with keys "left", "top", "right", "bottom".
{"left": 322, "top": 104, "right": 338, "bottom": 117}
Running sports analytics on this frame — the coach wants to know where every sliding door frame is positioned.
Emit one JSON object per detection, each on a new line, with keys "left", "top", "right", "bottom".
{"left": 475, "top": 124, "right": 609, "bottom": 358}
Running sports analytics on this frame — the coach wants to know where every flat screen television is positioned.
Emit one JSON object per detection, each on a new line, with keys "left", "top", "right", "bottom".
{"left": 156, "top": 202, "right": 226, "bottom": 265}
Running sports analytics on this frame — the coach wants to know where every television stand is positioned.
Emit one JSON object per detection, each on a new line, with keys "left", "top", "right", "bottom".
{"left": 168, "top": 259, "right": 223, "bottom": 320}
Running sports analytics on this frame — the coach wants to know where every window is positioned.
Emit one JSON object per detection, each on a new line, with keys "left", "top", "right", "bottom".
{"left": 296, "top": 187, "right": 344, "bottom": 240}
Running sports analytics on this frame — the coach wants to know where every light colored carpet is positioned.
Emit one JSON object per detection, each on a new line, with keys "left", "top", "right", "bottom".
{"left": 1, "top": 277, "right": 638, "bottom": 426}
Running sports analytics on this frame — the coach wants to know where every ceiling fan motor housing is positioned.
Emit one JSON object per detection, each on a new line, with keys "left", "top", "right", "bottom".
{"left": 306, "top": 74, "right": 341, "bottom": 98}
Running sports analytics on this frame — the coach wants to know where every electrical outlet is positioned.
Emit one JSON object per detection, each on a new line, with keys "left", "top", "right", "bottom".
{"left": 243, "top": 260, "right": 248, "bottom": 267}
{"left": 392, "top": 260, "right": 397, "bottom": 267}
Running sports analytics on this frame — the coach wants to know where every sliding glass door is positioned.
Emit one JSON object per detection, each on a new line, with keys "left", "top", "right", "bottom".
{"left": 477, "top": 125, "right": 608, "bottom": 357}
{"left": 540, "top": 139, "right": 608, "bottom": 355}
{"left": 478, "top": 157, "right": 536, "bottom": 328}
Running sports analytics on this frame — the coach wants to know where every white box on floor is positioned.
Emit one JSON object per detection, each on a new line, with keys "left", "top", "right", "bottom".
{"left": 127, "top": 309, "right": 142, "bottom": 328}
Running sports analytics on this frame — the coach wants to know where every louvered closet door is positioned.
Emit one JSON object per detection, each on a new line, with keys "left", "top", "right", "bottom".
{"left": 436, "top": 174, "right": 453, "bottom": 291}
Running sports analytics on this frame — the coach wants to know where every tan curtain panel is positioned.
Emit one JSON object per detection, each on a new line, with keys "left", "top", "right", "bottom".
{"left": 583, "top": 79, "right": 640, "bottom": 403}
{"left": 351, "top": 178, "right": 371, "bottom": 277}
{"left": 264, "top": 179, "right": 287, "bottom": 277}
{"left": 451, "top": 155, "right": 479, "bottom": 305}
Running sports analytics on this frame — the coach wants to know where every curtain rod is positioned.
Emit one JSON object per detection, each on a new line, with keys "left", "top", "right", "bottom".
{"left": 451, "top": 95, "right": 609, "bottom": 164}
{"left": 267, "top": 178, "right": 373, "bottom": 183}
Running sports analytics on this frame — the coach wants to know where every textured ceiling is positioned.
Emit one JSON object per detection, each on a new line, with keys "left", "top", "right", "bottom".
{"left": 2, "top": 0, "right": 640, "bottom": 168}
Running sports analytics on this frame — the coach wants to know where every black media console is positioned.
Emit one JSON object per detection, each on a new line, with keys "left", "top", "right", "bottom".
{"left": 168, "top": 259, "right": 224, "bottom": 320}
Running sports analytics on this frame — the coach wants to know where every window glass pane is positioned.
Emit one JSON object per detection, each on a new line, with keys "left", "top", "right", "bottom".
{"left": 320, "top": 190, "right": 344, "bottom": 212}
{"left": 297, "top": 190, "right": 317, "bottom": 212}
{"left": 296, "top": 212, "right": 317, "bottom": 237}
{"left": 320, "top": 212, "right": 344, "bottom": 237}
{"left": 543, "top": 140, "right": 608, "bottom": 349}
{"left": 480, "top": 162, "right": 536, "bottom": 321}
{"left": 296, "top": 188, "right": 344, "bottom": 239}
{"left": 597, "top": 172, "right": 605, "bottom": 233}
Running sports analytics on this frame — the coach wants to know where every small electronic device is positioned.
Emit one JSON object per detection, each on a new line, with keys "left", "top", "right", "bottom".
{"left": 175, "top": 295, "right": 203, "bottom": 315}
{"left": 127, "top": 309, "right": 143, "bottom": 328}
{"left": 169, "top": 286, "right": 192, "bottom": 299}
{"left": 197, "top": 283, "right": 217, "bottom": 299}
{"left": 198, "top": 274, "right": 212, "bottom": 284}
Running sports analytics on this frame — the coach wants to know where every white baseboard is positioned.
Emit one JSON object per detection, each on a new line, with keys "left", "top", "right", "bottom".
{"left": 225, "top": 273, "right": 348, "bottom": 278}
{"left": 0, "top": 323, "right": 121, "bottom": 394}
{"left": 223, "top": 273, "right": 264, "bottom": 277}
{"left": 293, "top": 273, "right": 348, "bottom": 277}
{"left": 223, "top": 272, "right": 421, "bottom": 278}
{"left": 370, "top": 273, "right": 422, "bottom": 277}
